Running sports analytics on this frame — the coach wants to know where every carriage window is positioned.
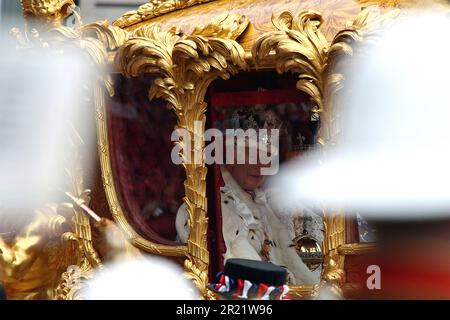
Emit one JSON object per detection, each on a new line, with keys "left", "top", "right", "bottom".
{"left": 107, "top": 74, "right": 185, "bottom": 244}
{"left": 203, "top": 71, "right": 324, "bottom": 285}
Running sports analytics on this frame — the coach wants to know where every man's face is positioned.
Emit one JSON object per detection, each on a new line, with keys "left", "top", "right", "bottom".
{"left": 225, "top": 147, "right": 268, "bottom": 191}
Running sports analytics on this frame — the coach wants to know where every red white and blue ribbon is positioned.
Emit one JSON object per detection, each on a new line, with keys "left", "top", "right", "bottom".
{"left": 212, "top": 272, "right": 290, "bottom": 300}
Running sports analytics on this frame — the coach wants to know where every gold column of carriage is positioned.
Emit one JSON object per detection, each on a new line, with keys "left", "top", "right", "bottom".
{"left": 2, "top": 0, "right": 418, "bottom": 299}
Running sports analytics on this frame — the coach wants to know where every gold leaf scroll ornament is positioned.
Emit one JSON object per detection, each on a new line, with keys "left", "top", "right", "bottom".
{"left": 115, "top": 13, "right": 249, "bottom": 298}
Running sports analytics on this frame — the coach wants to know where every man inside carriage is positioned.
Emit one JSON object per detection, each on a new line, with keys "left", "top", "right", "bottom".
{"left": 175, "top": 104, "right": 323, "bottom": 285}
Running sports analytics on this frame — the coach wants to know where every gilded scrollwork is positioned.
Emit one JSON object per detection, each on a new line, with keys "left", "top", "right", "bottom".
{"left": 113, "top": 0, "right": 216, "bottom": 29}
{"left": 253, "top": 10, "right": 369, "bottom": 115}
{"left": 95, "top": 79, "right": 188, "bottom": 256}
{"left": 11, "top": 0, "right": 408, "bottom": 300}
{"left": 0, "top": 204, "right": 76, "bottom": 299}
{"left": 21, "top": 0, "right": 75, "bottom": 27}
{"left": 115, "top": 13, "right": 249, "bottom": 298}
{"left": 0, "top": 130, "right": 100, "bottom": 300}
{"left": 321, "top": 212, "right": 346, "bottom": 293}
{"left": 251, "top": 10, "right": 375, "bottom": 296}
{"left": 338, "top": 242, "right": 377, "bottom": 255}
{"left": 17, "top": 0, "right": 193, "bottom": 267}
{"left": 8, "top": 2, "right": 133, "bottom": 300}
{"left": 81, "top": 21, "right": 130, "bottom": 52}
{"left": 358, "top": 0, "right": 411, "bottom": 8}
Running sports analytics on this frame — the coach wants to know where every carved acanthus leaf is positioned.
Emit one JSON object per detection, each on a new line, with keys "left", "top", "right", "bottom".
{"left": 81, "top": 21, "right": 130, "bottom": 51}
{"left": 253, "top": 10, "right": 370, "bottom": 113}
{"left": 21, "top": 0, "right": 75, "bottom": 27}
{"left": 116, "top": 13, "right": 248, "bottom": 108}
{"left": 113, "top": 0, "right": 216, "bottom": 29}
{"left": 191, "top": 13, "right": 249, "bottom": 40}
{"left": 115, "top": 13, "right": 248, "bottom": 298}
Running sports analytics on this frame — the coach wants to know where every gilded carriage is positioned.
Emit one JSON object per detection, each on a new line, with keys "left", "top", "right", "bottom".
{"left": 1, "top": 0, "right": 428, "bottom": 299}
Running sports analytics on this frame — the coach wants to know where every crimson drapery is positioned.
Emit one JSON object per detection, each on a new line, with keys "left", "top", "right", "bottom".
{"left": 107, "top": 75, "right": 184, "bottom": 244}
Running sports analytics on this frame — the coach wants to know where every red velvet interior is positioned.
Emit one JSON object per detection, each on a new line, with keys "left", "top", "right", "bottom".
{"left": 107, "top": 75, "right": 185, "bottom": 244}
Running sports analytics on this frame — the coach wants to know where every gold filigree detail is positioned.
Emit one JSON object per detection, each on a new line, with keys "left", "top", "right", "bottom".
{"left": 253, "top": 10, "right": 370, "bottom": 114}
{"left": 338, "top": 242, "right": 377, "bottom": 255}
{"left": 10, "top": 8, "right": 132, "bottom": 299}
{"left": 54, "top": 130, "right": 102, "bottom": 299}
{"left": 322, "top": 213, "right": 346, "bottom": 290}
{"left": 358, "top": 0, "right": 411, "bottom": 8}
{"left": 11, "top": 18, "right": 129, "bottom": 95}
{"left": 0, "top": 204, "right": 77, "bottom": 299}
{"left": 81, "top": 21, "right": 129, "bottom": 51}
{"left": 191, "top": 13, "right": 249, "bottom": 39}
{"left": 13, "top": 1, "right": 403, "bottom": 300}
{"left": 115, "top": 13, "right": 248, "bottom": 298}
{"left": 55, "top": 258, "right": 93, "bottom": 300}
{"left": 94, "top": 81, "right": 187, "bottom": 256}
{"left": 0, "top": 144, "right": 98, "bottom": 300}
{"left": 91, "top": 21, "right": 187, "bottom": 256}
{"left": 113, "top": 0, "right": 216, "bottom": 29}
{"left": 21, "top": 0, "right": 75, "bottom": 27}
{"left": 289, "top": 284, "right": 320, "bottom": 299}
{"left": 252, "top": 9, "right": 380, "bottom": 297}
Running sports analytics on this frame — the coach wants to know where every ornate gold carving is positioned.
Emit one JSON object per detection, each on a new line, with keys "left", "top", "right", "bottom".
{"left": 64, "top": 135, "right": 103, "bottom": 268}
{"left": 55, "top": 258, "right": 96, "bottom": 300}
{"left": 191, "top": 13, "right": 249, "bottom": 39}
{"left": 113, "top": 0, "right": 216, "bottom": 29}
{"left": 321, "top": 213, "right": 346, "bottom": 293}
{"left": 115, "top": 13, "right": 249, "bottom": 298}
{"left": 8, "top": 7, "right": 134, "bottom": 299}
{"left": 0, "top": 203, "right": 77, "bottom": 299}
{"left": 253, "top": 10, "right": 369, "bottom": 114}
{"left": 15, "top": 0, "right": 191, "bottom": 271}
{"left": 0, "top": 126, "right": 100, "bottom": 300}
{"left": 252, "top": 10, "right": 375, "bottom": 297}
{"left": 50, "top": 129, "right": 103, "bottom": 300}
{"left": 21, "top": 0, "right": 75, "bottom": 27}
{"left": 13, "top": 0, "right": 403, "bottom": 300}
{"left": 338, "top": 242, "right": 377, "bottom": 255}
{"left": 81, "top": 21, "right": 130, "bottom": 52}
{"left": 54, "top": 197, "right": 101, "bottom": 300}
{"left": 91, "top": 21, "right": 187, "bottom": 256}
{"left": 288, "top": 284, "right": 320, "bottom": 299}
{"left": 254, "top": 11, "right": 325, "bottom": 106}
{"left": 95, "top": 82, "right": 188, "bottom": 256}
{"left": 358, "top": 0, "right": 411, "bottom": 8}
